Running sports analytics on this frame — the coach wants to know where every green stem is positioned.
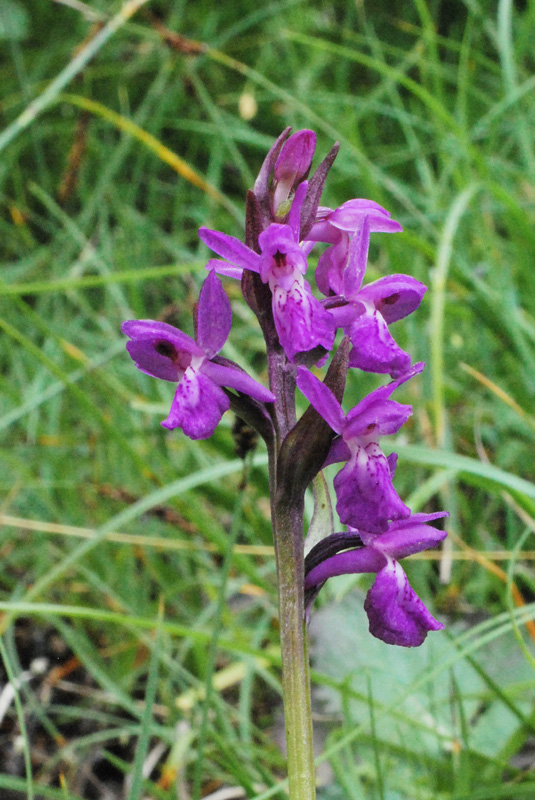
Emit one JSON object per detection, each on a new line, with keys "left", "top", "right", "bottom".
{"left": 272, "top": 497, "right": 316, "bottom": 800}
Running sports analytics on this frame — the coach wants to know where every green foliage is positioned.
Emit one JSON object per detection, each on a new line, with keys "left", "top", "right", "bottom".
{"left": 1, "top": 0, "right": 534, "bottom": 797}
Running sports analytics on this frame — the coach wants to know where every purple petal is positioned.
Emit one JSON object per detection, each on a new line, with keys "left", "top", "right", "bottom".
{"left": 274, "top": 129, "right": 316, "bottom": 183}
{"left": 272, "top": 280, "right": 335, "bottom": 361}
{"left": 122, "top": 320, "right": 200, "bottom": 353}
{"left": 273, "top": 132, "right": 315, "bottom": 213}
{"left": 196, "top": 271, "right": 231, "bottom": 358}
{"left": 324, "top": 436, "right": 351, "bottom": 467}
{"left": 344, "top": 397, "right": 413, "bottom": 439}
{"left": 253, "top": 127, "right": 291, "bottom": 199}
{"left": 392, "top": 511, "right": 449, "bottom": 527}
{"left": 347, "top": 309, "right": 412, "bottom": 377}
{"left": 205, "top": 259, "right": 244, "bottom": 280}
{"left": 162, "top": 367, "right": 229, "bottom": 439}
{"left": 296, "top": 367, "right": 346, "bottom": 434}
{"left": 198, "top": 228, "right": 261, "bottom": 273}
{"left": 305, "top": 546, "right": 386, "bottom": 589}
{"left": 315, "top": 233, "right": 348, "bottom": 295}
{"left": 357, "top": 275, "right": 427, "bottom": 324}
{"left": 387, "top": 452, "right": 398, "bottom": 477}
{"left": 375, "top": 521, "right": 447, "bottom": 560}
{"left": 342, "top": 217, "right": 369, "bottom": 299}
{"left": 364, "top": 561, "right": 444, "bottom": 646}
{"left": 334, "top": 444, "right": 410, "bottom": 534}
{"left": 122, "top": 320, "right": 203, "bottom": 381}
{"left": 348, "top": 361, "right": 425, "bottom": 420}
{"left": 306, "top": 218, "right": 341, "bottom": 245}
{"left": 328, "top": 199, "right": 403, "bottom": 234}
{"left": 203, "top": 361, "right": 275, "bottom": 403}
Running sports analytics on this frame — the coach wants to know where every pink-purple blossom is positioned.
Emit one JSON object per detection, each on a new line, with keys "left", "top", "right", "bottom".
{"left": 305, "top": 512, "right": 448, "bottom": 646}
{"left": 297, "top": 363, "right": 424, "bottom": 533}
{"left": 199, "top": 209, "right": 334, "bottom": 362}
{"left": 122, "top": 271, "right": 274, "bottom": 439}
{"left": 316, "top": 214, "right": 427, "bottom": 377}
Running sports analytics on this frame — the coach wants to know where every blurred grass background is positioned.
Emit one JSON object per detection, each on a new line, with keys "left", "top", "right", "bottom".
{"left": 1, "top": 0, "right": 535, "bottom": 797}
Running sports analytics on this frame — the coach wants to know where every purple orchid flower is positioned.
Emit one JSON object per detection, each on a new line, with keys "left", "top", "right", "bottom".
{"left": 306, "top": 199, "right": 403, "bottom": 297}
{"left": 198, "top": 196, "right": 335, "bottom": 362}
{"left": 305, "top": 511, "right": 448, "bottom": 646}
{"left": 122, "top": 270, "right": 275, "bottom": 440}
{"left": 322, "top": 216, "right": 427, "bottom": 377}
{"left": 297, "top": 363, "right": 425, "bottom": 533}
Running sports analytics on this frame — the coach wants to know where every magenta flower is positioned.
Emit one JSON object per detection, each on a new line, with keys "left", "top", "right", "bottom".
{"left": 297, "top": 363, "right": 425, "bottom": 533}
{"left": 122, "top": 271, "right": 274, "bottom": 440}
{"left": 323, "top": 216, "right": 427, "bottom": 376}
{"left": 306, "top": 199, "right": 403, "bottom": 297}
{"left": 199, "top": 202, "right": 334, "bottom": 361}
{"left": 305, "top": 512, "right": 448, "bottom": 646}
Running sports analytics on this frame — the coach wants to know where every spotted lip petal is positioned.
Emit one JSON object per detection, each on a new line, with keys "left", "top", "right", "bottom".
{"left": 364, "top": 561, "right": 444, "bottom": 647}
{"left": 162, "top": 367, "right": 230, "bottom": 440}
{"left": 347, "top": 310, "right": 413, "bottom": 377}
{"left": 334, "top": 445, "right": 410, "bottom": 534}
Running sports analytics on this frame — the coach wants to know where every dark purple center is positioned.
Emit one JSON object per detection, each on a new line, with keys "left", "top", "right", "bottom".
{"left": 154, "top": 339, "right": 178, "bottom": 360}
{"left": 273, "top": 250, "right": 286, "bottom": 268}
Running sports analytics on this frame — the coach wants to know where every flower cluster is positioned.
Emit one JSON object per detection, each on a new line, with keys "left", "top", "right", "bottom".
{"left": 122, "top": 128, "right": 447, "bottom": 647}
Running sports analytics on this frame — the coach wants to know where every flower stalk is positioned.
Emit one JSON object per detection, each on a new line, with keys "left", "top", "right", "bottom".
{"left": 272, "top": 496, "right": 316, "bottom": 800}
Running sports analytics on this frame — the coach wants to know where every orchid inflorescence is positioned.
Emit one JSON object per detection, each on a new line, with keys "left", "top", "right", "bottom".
{"left": 123, "top": 128, "right": 447, "bottom": 648}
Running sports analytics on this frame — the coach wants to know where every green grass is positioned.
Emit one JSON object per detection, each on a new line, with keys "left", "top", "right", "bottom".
{"left": 1, "top": 0, "right": 535, "bottom": 797}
